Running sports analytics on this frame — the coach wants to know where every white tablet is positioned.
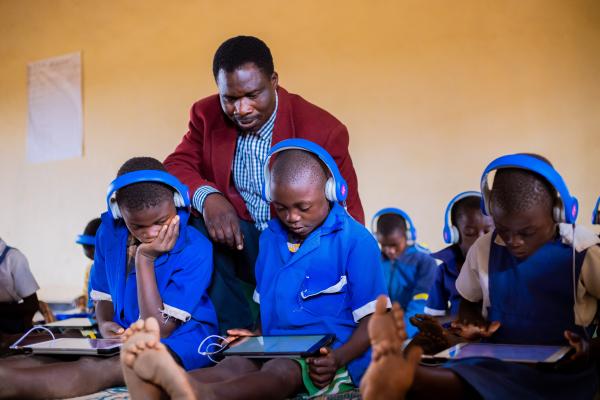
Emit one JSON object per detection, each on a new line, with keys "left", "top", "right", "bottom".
{"left": 21, "top": 338, "right": 121, "bottom": 356}
{"left": 432, "top": 343, "right": 571, "bottom": 364}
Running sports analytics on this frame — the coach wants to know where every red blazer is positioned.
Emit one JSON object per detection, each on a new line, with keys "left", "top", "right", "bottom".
{"left": 164, "top": 86, "right": 365, "bottom": 224}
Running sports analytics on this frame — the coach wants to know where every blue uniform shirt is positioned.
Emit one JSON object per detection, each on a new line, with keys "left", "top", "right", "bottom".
{"left": 382, "top": 245, "right": 436, "bottom": 337}
{"left": 90, "top": 209, "right": 218, "bottom": 370}
{"left": 254, "top": 203, "right": 388, "bottom": 385}
{"left": 425, "top": 244, "right": 464, "bottom": 316}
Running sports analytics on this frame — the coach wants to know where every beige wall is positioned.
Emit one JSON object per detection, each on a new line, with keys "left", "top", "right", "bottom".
{"left": 1, "top": 0, "right": 599, "bottom": 301}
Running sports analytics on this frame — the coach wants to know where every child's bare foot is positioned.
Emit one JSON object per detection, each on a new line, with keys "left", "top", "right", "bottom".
{"left": 360, "top": 296, "right": 422, "bottom": 400}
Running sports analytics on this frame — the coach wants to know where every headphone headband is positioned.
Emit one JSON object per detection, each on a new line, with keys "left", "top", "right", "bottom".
{"left": 106, "top": 170, "right": 190, "bottom": 219}
{"left": 442, "top": 191, "right": 482, "bottom": 244}
{"left": 371, "top": 207, "right": 417, "bottom": 244}
{"left": 262, "top": 138, "right": 348, "bottom": 203}
{"left": 592, "top": 196, "right": 600, "bottom": 225}
{"left": 480, "top": 154, "right": 578, "bottom": 224}
{"left": 75, "top": 234, "right": 96, "bottom": 246}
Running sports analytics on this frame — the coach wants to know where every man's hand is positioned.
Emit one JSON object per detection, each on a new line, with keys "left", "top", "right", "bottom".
{"left": 306, "top": 347, "right": 340, "bottom": 388}
{"left": 450, "top": 319, "right": 501, "bottom": 340}
{"left": 203, "top": 193, "right": 244, "bottom": 250}
{"left": 99, "top": 321, "right": 125, "bottom": 339}
{"left": 137, "top": 215, "right": 180, "bottom": 260}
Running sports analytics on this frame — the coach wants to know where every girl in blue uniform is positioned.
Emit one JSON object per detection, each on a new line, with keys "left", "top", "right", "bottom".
{"left": 371, "top": 209, "right": 436, "bottom": 337}
{"left": 361, "top": 154, "right": 600, "bottom": 400}
{"left": 119, "top": 139, "right": 389, "bottom": 400}
{"left": 0, "top": 157, "right": 218, "bottom": 399}
{"left": 425, "top": 192, "right": 494, "bottom": 317}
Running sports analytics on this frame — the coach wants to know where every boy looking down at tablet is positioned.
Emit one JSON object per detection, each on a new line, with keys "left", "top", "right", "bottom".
{"left": 360, "top": 154, "right": 600, "bottom": 400}
{"left": 119, "top": 139, "right": 388, "bottom": 400}
{"left": 0, "top": 157, "right": 217, "bottom": 399}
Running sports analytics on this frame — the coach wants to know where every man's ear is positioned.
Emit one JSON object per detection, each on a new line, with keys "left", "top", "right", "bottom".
{"left": 271, "top": 72, "right": 279, "bottom": 88}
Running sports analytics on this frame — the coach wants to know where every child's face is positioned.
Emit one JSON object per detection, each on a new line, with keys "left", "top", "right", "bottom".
{"left": 456, "top": 209, "right": 495, "bottom": 257}
{"left": 491, "top": 203, "right": 556, "bottom": 259}
{"left": 377, "top": 229, "right": 408, "bottom": 261}
{"left": 271, "top": 180, "right": 330, "bottom": 239}
{"left": 120, "top": 200, "right": 177, "bottom": 244}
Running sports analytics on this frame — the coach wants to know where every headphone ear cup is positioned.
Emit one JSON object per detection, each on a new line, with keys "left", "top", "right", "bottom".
{"left": 109, "top": 199, "right": 122, "bottom": 220}
{"left": 173, "top": 193, "right": 184, "bottom": 208}
{"left": 553, "top": 205, "right": 564, "bottom": 223}
{"left": 451, "top": 226, "right": 460, "bottom": 244}
{"left": 324, "top": 177, "right": 336, "bottom": 202}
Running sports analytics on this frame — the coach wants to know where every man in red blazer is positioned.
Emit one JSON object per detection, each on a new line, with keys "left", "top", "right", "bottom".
{"left": 164, "top": 36, "right": 364, "bottom": 332}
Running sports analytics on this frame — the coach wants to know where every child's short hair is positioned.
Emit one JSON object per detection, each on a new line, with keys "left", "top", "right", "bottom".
{"left": 270, "top": 149, "right": 328, "bottom": 187}
{"left": 81, "top": 217, "right": 101, "bottom": 251}
{"left": 376, "top": 214, "right": 407, "bottom": 237}
{"left": 115, "top": 157, "right": 174, "bottom": 211}
{"left": 490, "top": 154, "right": 556, "bottom": 214}
{"left": 451, "top": 196, "right": 482, "bottom": 225}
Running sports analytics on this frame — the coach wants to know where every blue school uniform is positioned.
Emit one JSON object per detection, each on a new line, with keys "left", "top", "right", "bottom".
{"left": 425, "top": 244, "right": 464, "bottom": 316}
{"left": 446, "top": 231, "right": 599, "bottom": 399}
{"left": 90, "top": 209, "right": 218, "bottom": 370}
{"left": 254, "top": 203, "right": 388, "bottom": 385}
{"left": 382, "top": 246, "right": 436, "bottom": 337}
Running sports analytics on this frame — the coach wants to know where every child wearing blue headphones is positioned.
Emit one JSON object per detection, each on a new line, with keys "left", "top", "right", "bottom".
{"left": 360, "top": 154, "right": 600, "bottom": 400}
{"left": 0, "top": 157, "right": 219, "bottom": 399}
{"left": 371, "top": 209, "right": 437, "bottom": 337}
{"left": 119, "top": 140, "right": 388, "bottom": 400}
{"left": 424, "top": 192, "right": 494, "bottom": 317}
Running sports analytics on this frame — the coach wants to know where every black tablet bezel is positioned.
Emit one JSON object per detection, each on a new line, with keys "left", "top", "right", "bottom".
{"left": 223, "top": 334, "right": 336, "bottom": 358}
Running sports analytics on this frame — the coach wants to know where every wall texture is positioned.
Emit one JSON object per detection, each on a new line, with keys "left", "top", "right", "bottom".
{"left": 1, "top": 0, "right": 599, "bottom": 301}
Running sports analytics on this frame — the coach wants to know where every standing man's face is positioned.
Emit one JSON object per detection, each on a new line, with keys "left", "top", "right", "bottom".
{"left": 217, "top": 62, "right": 278, "bottom": 133}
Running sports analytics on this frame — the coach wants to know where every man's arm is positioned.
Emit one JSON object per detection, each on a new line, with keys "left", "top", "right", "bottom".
{"left": 322, "top": 123, "right": 365, "bottom": 224}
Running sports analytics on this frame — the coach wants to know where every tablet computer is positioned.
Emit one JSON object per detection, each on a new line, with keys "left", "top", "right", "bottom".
{"left": 223, "top": 334, "right": 335, "bottom": 358}
{"left": 20, "top": 338, "right": 121, "bottom": 356}
{"left": 431, "top": 343, "right": 571, "bottom": 364}
{"left": 44, "top": 317, "right": 95, "bottom": 329}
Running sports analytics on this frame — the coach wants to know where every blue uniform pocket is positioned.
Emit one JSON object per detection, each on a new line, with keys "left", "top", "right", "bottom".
{"left": 298, "top": 275, "right": 347, "bottom": 317}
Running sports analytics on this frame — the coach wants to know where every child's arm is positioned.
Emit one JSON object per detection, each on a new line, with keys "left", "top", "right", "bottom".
{"left": 135, "top": 215, "right": 180, "bottom": 338}
{"left": 306, "top": 315, "right": 371, "bottom": 388}
{"left": 450, "top": 298, "right": 500, "bottom": 340}
{"left": 95, "top": 300, "right": 124, "bottom": 338}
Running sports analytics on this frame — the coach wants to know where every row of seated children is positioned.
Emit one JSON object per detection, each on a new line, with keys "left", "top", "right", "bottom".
{"left": 371, "top": 193, "right": 494, "bottom": 337}
{"left": 360, "top": 153, "right": 600, "bottom": 399}
{"left": 2, "top": 145, "right": 600, "bottom": 399}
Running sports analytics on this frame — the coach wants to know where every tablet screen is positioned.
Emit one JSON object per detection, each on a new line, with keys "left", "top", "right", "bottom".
{"left": 224, "top": 334, "right": 333, "bottom": 357}
{"left": 28, "top": 338, "right": 122, "bottom": 350}
{"left": 436, "top": 343, "right": 570, "bottom": 363}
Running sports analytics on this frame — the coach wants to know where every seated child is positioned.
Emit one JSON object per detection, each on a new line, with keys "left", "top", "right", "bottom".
{"left": 0, "top": 157, "right": 217, "bottom": 399}
{"left": 372, "top": 209, "right": 436, "bottom": 337}
{"left": 0, "top": 238, "right": 40, "bottom": 334}
{"left": 74, "top": 217, "right": 101, "bottom": 312}
{"left": 425, "top": 192, "right": 494, "bottom": 316}
{"left": 360, "top": 153, "right": 600, "bottom": 400}
{"left": 119, "top": 139, "right": 389, "bottom": 400}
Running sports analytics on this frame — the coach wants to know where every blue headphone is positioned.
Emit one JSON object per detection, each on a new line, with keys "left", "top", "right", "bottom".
{"left": 371, "top": 208, "right": 417, "bottom": 245}
{"left": 480, "top": 154, "right": 578, "bottom": 224}
{"left": 75, "top": 234, "right": 95, "bottom": 246}
{"left": 262, "top": 138, "right": 348, "bottom": 203}
{"left": 443, "top": 191, "right": 482, "bottom": 244}
{"left": 592, "top": 196, "right": 600, "bottom": 225}
{"left": 106, "top": 170, "right": 190, "bottom": 220}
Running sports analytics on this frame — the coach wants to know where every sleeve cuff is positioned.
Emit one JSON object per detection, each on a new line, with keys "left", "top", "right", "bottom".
{"left": 424, "top": 306, "right": 447, "bottom": 316}
{"left": 253, "top": 290, "right": 260, "bottom": 304}
{"left": 160, "top": 304, "right": 191, "bottom": 322}
{"left": 193, "top": 186, "right": 222, "bottom": 213}
{"left": 352, "top": 297, "right": 391, "bottom": 323}
{"left": 90, "top": 289, "right": 112, "bottom": 302}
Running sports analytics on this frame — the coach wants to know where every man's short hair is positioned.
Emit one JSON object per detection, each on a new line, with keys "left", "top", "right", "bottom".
{"left": 115, "top": 157, "right": 174, "bottom": 212}
{"left": 212, "top": 36, "right": 274, "bottom": 80}
{"left": 376, "top": 214, "right": 407, "bottom": 237}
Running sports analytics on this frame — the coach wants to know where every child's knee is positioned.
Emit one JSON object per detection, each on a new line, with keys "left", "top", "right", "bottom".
{"left": 219, "top": 356, "right": 260, "bottom": 374}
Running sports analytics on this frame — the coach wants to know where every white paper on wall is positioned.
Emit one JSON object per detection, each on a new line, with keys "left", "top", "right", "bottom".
{"left": 27, "top": 52, "right": 83, "bottom": 163}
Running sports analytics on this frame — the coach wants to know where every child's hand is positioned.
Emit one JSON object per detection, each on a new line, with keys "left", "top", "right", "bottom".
{"left": 137, "top": 215, "right": 180, "bottom": 260}
{"left": 99, "top": 321, "right": 125, "bottom": 339}
{"left": 306, "top": 347, "right": 340, "bottom": 389}
{"left": 556, "top": 330, "right": 591, "bottom": 371}
{"left": 224, "top": 328, "right": 259, "bottom": 345}
{"left": 450, "top": 320, "right": 501, "bottom": 340}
